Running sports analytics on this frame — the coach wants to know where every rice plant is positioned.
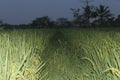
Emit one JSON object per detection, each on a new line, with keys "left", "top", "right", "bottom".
{"left": 0, "top": 29, "right": 50, "bottom": 80}
{"left": 0, "top": 28, "right": 120, "bottom": 80}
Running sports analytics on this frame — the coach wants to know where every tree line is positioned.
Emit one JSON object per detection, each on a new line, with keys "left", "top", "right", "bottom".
{"left": 0, "top": 2, "right": 120, "bottom": 29}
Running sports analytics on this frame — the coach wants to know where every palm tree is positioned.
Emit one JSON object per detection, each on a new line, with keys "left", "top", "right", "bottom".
{"left": 95, "top": 5, "right": 113, "bottom": 26}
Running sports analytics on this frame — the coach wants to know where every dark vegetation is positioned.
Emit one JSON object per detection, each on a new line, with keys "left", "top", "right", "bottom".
{"left": 0, "top": 0, "right": 120, "bottom": 29}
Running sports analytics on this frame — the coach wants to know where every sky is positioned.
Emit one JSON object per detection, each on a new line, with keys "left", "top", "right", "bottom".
{"left": 0, "top": 0, "right": 120, "bottom": 24}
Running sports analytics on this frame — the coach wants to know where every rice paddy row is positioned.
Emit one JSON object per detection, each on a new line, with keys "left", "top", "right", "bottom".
{"left": 0, "top": 28, "right": 120, "bottom": 80}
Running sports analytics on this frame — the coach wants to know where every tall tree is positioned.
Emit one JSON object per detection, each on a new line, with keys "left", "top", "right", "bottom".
{"left": 82, "top": 5, "right": 94, "bottom": 27}
{"left": 71, "top": 8, "right": 84, "bottom": 27}
{"left": 81, "top": 0, "right": 95, "bottom": 27}
{"left": 95, "top": 5, "right": 113, "bottom": 26}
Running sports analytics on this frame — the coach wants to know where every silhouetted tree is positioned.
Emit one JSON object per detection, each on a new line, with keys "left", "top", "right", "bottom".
{"left": 71, "top": 8, "right": 85, "bottom": 27}
{"left": 56, "top": 18, "right": 71, "bottom": 27}
{"left": 71, "top": 0, "right": 95, "bottom": 27}
{"left": 0, "top": 20, "right": 3, "bottom": 25}
{"left": 82, "top": 5, "right": 95, "bottom": 27}
{"left": 71, "top": 8, "right": 80, "bottom": 18}
{"left": 81, "top": 0, "right": 95, "bottom": 27}
{"left": 115, "top": 15, "right": 120, "bottom": 27}
{"left": 31, "top": 16, "right": 51, "bottom": 28}
{"left": 95, "top": 5, "right": 113, "bottom": 26}
{"left": 90, "top": 10, "right": 98, "bottom": 27}
{"left": 106, "top": 17, "right": 115, "bottom": 27}
{"left": 0, "top": 20, "right": 4, "bottom": 29}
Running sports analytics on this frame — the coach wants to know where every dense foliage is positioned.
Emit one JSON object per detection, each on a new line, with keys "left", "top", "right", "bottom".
{"left": 1, "top": 28, "right": 120, "bottom": 80}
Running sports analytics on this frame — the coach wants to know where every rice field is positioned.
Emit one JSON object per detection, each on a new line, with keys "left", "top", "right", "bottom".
{"left": 0, "top": 28, "right": 120, "bottom": 80}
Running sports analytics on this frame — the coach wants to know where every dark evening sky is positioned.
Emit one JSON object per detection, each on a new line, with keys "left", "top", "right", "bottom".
{"left": 0, "top": 0, "right": 120, "bottom": 24}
